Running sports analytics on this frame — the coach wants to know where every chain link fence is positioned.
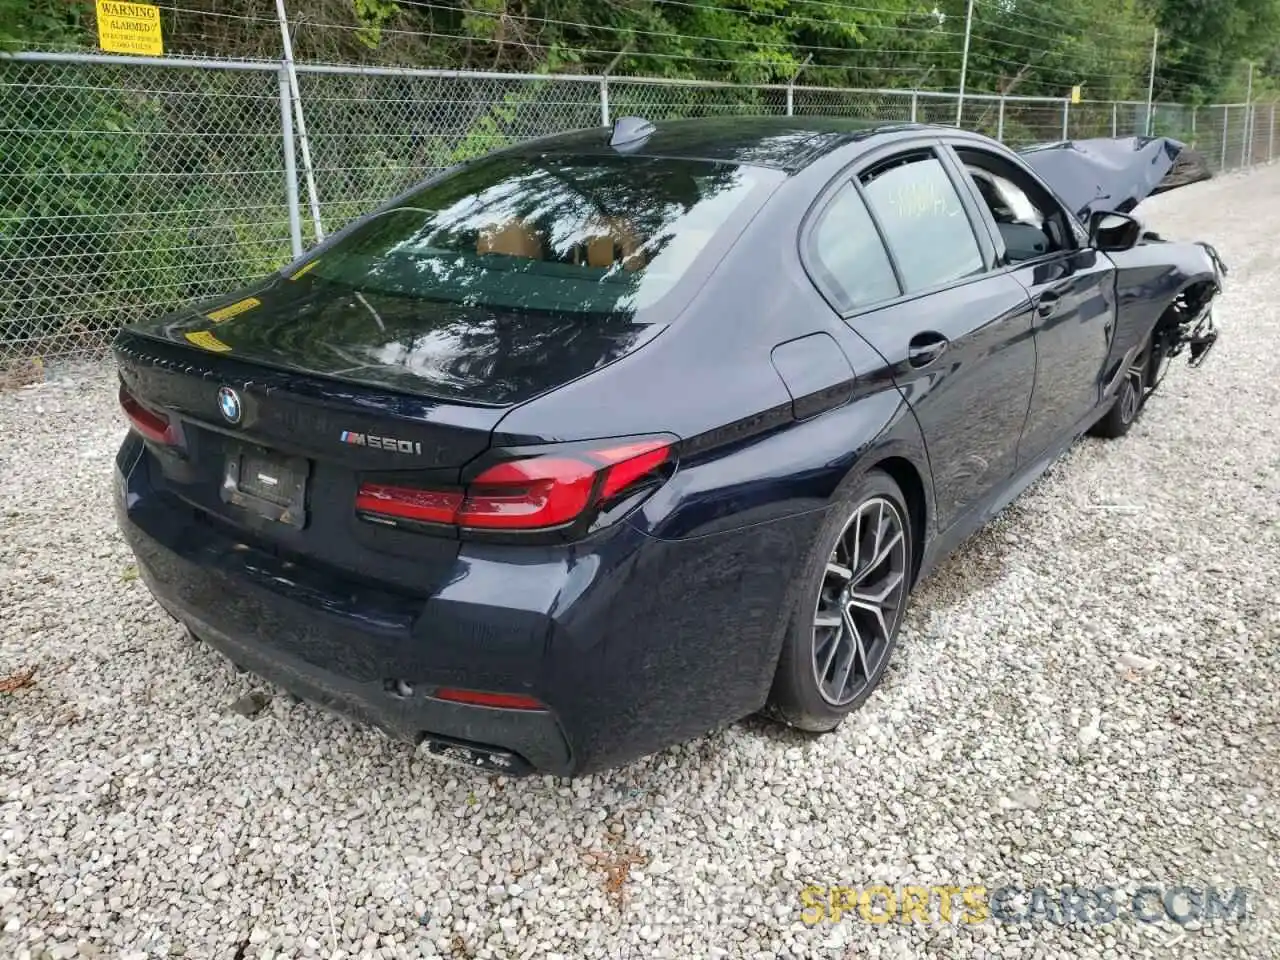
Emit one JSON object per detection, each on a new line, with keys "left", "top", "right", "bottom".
{"left": 1, "top": 56, "right": 295, "bottom": 363}
{"left": 298, "top": 69, "right": 601, "bottom": 235}
{"left": 3, "top": 51, "right": 1279, "bottom": 367}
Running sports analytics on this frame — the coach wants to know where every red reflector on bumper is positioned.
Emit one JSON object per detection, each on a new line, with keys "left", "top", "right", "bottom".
{"left": 432, "top": 688, "right": 545, "bottom": 711}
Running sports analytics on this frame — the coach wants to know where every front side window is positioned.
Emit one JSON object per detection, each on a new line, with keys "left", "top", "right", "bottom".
{"left": 300, "top": 154, "right": 771, "bottom": 319}
{"left": 860, "top": 152, "right": 985, "bottom": 293}
{"left": 956, "top": 148, "right": 1073, "bottom": 263}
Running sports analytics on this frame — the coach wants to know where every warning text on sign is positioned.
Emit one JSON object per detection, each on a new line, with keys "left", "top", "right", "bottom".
{"left": 96, "top": 0, "right": 164, "bottom": 57}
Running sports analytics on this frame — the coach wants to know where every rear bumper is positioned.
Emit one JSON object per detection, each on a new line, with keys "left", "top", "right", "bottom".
{"left": 171, "top": 602, "right": 565, "bottom": 775}
{"left": 115, "top": 435, "right": 825, "bottom": 776}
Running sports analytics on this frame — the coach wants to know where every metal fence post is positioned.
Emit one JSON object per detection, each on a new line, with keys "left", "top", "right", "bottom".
{"left": 1245, "top": 62, "right": 1254, "bottom": 166}
{"left": 274, "top": 0, "right": 323, "bottom": 241}
{"left": 786, "top": 54, "right": 811, "bottom": 119}
{"left": 1145, "top": 29, "right": 1158, "bottom": 136}
{"left": 1270, "top": 104, "right": 1275, "bottom": 162}
{"left": 996, "top": 96, "right": 1005, "bottom": 142}
{"left": 1242, "top": 104, "right": 1250, "bottom": 168}
{"left": 1111, "top": 101, "right": 1118, "bottom": 137}
{"left": 1221, "top": 107, "right": 1229, "bottom": 170}
{"left": 1190, "top": 105, "right": 1196, "bottom": 148}
{"left": 910, "top": 91, "right": 918, "bottom": 122}
{"left": 278, "top": 66, "right": 303, "bottom": 260}
{"left": 600, "top": 77, "right": 610, "bottom": 127}
{"left": 1244, "top": 104, "right": 1254, "bottom": 166}
{"left": 956, "top": 0, "right": 975, "bottom": 125}
{"left": 1061, "top": 99, "right": 1069, "bottom": 140}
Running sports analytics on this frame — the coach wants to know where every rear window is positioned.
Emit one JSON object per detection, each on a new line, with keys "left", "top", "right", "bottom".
{"left": 859, "top": 152, "right": 984, "bottom": 293}
{"left": 301, "top": 153, "right": 772, "bottom": 318}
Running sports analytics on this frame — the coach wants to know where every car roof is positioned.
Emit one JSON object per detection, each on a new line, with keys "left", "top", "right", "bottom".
{"left": 511, "top": 115, "right": 944, "bottom": 173}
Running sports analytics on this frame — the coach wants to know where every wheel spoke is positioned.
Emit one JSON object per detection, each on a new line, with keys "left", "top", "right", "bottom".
{"left": 826, "top": 562, "right": 852, "bottom": 582}
{"left": 837, "top": 607, "right": 868, "bottom": 693}
{"left": 848, "top": 508, "right": 862, "bottom": 574}
{"left": 872, "top": 501, "right": 885, "bottom": 560}
{"left": 814, "top": 612, "right": 842, "bottom": 629}
{"left": 848, "top": 597, "right": 890, "bottom": 642}
{"left": 819, "top": 623, "right": 842, "bottom": 681}
{"left": 851, "top": 568, "right": 904, "bottom": 606}
{"left": 854, "top": 529, "right": 903, "bottom": 584}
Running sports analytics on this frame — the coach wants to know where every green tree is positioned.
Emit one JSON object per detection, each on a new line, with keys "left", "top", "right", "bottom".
{"left": 1152, "top": 0, "right": 1280, "bottom": 101}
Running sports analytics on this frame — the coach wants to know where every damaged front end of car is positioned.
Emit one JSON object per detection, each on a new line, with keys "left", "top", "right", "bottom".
{"left": 1019, "top": 134, "right": 1214, "bottom": 222}
{"left": 1021, "top": 135, "right": 1227, "bottom": 379}
{"left": 1153, "top": 248, "right": 1223, "bottom": 380}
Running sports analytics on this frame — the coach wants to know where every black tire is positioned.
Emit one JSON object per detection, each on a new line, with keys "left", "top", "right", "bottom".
{"left": 1090, "top": 333, "right": 1153, "bottom": 440}
{"left": 767, "top": 469, "right": 914, "bottom": 733}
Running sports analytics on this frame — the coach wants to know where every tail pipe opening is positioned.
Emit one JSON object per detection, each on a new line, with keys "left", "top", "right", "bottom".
{"left": 416, "top": 733, "right": 535, "bottom": 776}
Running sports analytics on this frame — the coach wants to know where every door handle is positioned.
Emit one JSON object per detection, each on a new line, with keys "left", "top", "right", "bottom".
{"left": 1036, "top": 292, "right": 1062, "bottom": 319}
{"left": 907, "top": 331, "right": 949, "bottom": 368}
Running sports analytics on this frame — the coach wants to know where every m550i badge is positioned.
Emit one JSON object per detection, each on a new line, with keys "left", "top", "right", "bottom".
{"left": 340, "top": 430, "right": 423, "bottom": 455}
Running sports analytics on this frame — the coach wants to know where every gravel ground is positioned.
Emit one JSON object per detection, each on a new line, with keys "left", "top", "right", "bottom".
{"left": 2, "top": 164, "right": 1278, "bottom": 960}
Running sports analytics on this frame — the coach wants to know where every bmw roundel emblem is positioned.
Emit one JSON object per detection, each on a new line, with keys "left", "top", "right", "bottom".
{"left": 217, "top": 386, "right": 242, "bottom": 424}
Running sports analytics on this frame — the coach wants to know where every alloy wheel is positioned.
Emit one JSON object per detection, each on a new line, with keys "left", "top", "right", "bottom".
{"left": 811, "top": 497, "right": 909, "bottom": 707}
{"left": 1118, "top": 348, "right": 1149, "bottom": 425}
{"left": 1116, "top": 358, "right": 1146, "bottom": 424}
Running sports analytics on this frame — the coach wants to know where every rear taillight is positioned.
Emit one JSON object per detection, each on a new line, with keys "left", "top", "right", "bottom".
{"left": 356, "top": 438, "right": 674, "bottom": 533}
{"left": 119, "top": 382, "right": 179, "bottom": 445}
{"left": 355, "top": 485, "right": 461, "bottom": 526}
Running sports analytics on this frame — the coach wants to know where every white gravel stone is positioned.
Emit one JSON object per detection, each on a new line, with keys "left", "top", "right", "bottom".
{"left": 1117, "top": 651, "right": 1160, "bottom": 672}
{"left": 1, "top": 164, "right": 1277, "bottom": 960}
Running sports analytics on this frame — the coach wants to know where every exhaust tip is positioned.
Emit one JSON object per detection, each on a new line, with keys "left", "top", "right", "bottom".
{"left": 416, "top": 734, "right": 533, "bottom": 776}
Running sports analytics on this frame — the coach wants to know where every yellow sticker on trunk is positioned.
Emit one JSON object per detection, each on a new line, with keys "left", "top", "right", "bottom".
{"left": 205, "top": 296, "right": 261, "bottom": 323}
{"left": 95, "top": 0, "right": 164, "bottom": 57}
{"left": 185, "top": 330, "right": 232, "bottom": 353}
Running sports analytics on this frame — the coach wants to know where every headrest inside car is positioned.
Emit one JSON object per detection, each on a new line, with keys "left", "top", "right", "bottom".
{"left": 584, "top": 218, "right": 646, "bottom": 271}
{"left": 477, "top": 221, "right": 543, "bottom": 259}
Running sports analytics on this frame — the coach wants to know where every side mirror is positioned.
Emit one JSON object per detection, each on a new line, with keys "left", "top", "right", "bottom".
{"left": 1089, "top": 210, "right": 1142, "bottom": 252}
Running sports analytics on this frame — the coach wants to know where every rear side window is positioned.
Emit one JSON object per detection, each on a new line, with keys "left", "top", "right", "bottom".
{"left": 810, "top": 183, "right": 901, "bottom": 311}
{"left": 860, "top": 152, "right": 984, "bottom": 293}
{"left": 300, "top": 154, "right": 771, "bottom": 318}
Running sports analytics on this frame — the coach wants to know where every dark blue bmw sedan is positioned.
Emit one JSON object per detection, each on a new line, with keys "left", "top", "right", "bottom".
{"left": 113, "top": 116, "right": 1223, "bottom": 775}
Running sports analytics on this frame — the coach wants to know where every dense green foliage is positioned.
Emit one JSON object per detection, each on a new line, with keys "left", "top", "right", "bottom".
{"left": 7, "top": 0, "right": 1280, "bottom": 100}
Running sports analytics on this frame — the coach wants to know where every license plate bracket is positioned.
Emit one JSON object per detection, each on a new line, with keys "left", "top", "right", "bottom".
{"left": 220, "top": 446, "right": 310, "bottom": 530}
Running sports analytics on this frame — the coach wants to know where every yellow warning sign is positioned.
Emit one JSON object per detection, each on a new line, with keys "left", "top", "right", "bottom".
{"left": 185, "top": 330, "right": 231, "bottom": 353}
{"left": 289, "top": 261, "right": 319, "bottom": 281}
{"left": 96, "top": 0, "right": 164, "bottom": 57}
{"left": 205, "top": 297, "right": 261, "bottom": 323}
{"left": 1071, "top": 85, "right": 1083, "bottom": 104}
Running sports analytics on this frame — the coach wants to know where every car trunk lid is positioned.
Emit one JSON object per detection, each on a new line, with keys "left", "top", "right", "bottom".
{"left": 114, "top": 328, "right": 509, "bottom": 593}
